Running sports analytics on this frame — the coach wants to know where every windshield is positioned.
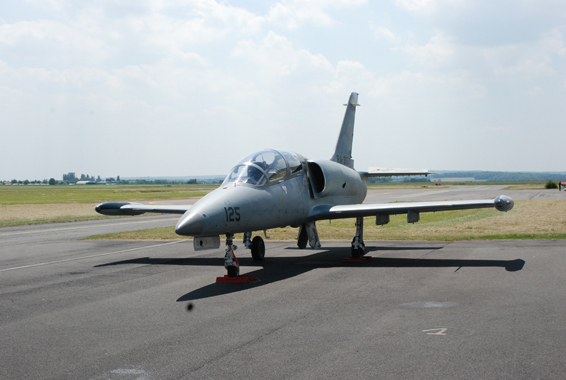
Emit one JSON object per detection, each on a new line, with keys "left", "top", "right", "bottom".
{"left": 223, "top": 149, "right": 289, "bottom": 186}
{"left": 223, "top": 164, "right": 267, "bottom": 186}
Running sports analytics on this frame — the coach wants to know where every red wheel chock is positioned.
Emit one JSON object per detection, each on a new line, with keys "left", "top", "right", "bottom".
{"left": 343, "top": 256, "right": 373, "bottom": 263}
{"left": 216, "top": 274, "right": 258, "bottom": 283}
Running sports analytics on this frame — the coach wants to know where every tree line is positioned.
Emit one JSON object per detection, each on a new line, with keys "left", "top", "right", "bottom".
{"left": 1, "top": 173, "right": 215, "bottom": 185}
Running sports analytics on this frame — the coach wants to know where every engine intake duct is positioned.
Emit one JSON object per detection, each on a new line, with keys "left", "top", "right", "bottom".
{"left": 306, "top": 159, "right": 365, "bottom": 199}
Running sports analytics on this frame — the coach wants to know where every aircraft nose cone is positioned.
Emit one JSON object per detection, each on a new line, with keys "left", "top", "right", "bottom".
{"left": 175, "top": 212, "right": 204, "bottom": 236}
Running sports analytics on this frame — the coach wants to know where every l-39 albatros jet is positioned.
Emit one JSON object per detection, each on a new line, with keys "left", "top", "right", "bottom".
{"left": 96, "top": 93, "right": 514, "bottom": 279}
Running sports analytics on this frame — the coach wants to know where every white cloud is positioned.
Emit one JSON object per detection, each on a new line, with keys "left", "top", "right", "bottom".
{"left": 0, "top": 19, "right": 111, "bottom": 63}
{"left": 369, "top": 70, "right": 485, "bottom": 108}
{"left": 233, "top": 31, "right": 334, "bottom": 78}
{"left": 480, "top": 28, "right": 566, "bottom": 77}
{"left": 23, "top": 0, "right": 65, "bottom": 12}
{"left": 395, "top": 0, "right": 439, "bottom": 12}
{"left": 2, "top": 1, "right": 565, "bottom": 178}
{"left": 0, "top": 1, "right": 268, "bottom": 71}
{"left": 321, "top": 60, "right": 376, "bottom": 95}
{"left": 266, "top": 0, "right": 366, "bottom": 29}
{"left": 373, "top": 26, "right": 400, "bottom": 44}
{"left": 396, "top": 32, "right": 455, "bottom": 66}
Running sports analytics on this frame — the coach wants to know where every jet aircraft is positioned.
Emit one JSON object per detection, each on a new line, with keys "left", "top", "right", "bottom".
{"left": 95, "top": 93, "right": 514, "bottom": 279}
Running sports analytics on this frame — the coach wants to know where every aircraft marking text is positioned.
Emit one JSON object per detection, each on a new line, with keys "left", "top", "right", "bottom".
{"left": 224, "top": 207, "right": 241, "bottom": 222}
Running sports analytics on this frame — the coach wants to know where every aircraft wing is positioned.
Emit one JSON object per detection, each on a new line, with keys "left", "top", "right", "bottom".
{"left": 308, "top": 195, "right": 514, "bottom": 221}
{"left": 360, "top": 167, "right": 431, "bottom": 178}
{"left": 95, "top": 202, "right": 191, "bottom": 216}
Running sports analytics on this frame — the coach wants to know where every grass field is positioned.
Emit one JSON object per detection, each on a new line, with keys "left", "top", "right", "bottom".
{"left": 0, "top": 184, "right": 214, "bottom": 205}
{"left": 0, "top": 204, "right": 125, "bottom": 226}
{"left": 3, "top": 183, "right": 565, "bottom": 240}
{"left": 84, "top": 200, "right": 566, "bottom": 241}
{"left": 0, "top": 184, "right": 215, "bottom": 227}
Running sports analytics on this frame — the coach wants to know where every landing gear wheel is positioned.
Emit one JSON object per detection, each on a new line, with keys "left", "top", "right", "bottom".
{"left": 297, "top": 224, "right": 308, "bottom": 249}
{"left": 227, "top": 265, "right": 239, "bottom": 277}
{"left": 351, "top": 247, "right": 364, "bottom": 259}
{"left": 251, "top": 236, "right": 265, "bottom": 261}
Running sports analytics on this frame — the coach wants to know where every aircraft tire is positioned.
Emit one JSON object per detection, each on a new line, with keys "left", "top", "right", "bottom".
{"left": 351, "top": 247, "right": 364, "bottom": 259}
{"left": 251, "top": 236, "right": 265, "bottom": 261}
{"left": 227, "top": 266, "right": 239, "bottom": 277}
{"left": 297, "top": 225, "right": 308, "bottom": 249}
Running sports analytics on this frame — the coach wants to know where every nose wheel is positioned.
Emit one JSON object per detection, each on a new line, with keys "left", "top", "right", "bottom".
{"left": 227, "top": 265, "right": 239, "bottom": 277}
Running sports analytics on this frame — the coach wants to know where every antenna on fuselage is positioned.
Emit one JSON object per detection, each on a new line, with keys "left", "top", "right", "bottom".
{"left": 330, "top": 92, "right": 359, "bottom": 169}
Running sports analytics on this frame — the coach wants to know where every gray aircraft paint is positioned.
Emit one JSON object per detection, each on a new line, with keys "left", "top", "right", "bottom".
{"left": 95, "top": 92, "right": 514, "bottom": 274}
{"left": 330, "top": 92, "right": 359, "bottom": 168}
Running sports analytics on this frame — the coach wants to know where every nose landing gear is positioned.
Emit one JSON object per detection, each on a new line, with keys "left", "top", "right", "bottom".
{"left": 216, "top": 233, "right": 258, "bottom": 283}
{"left": 223, "top": 233, "right": 240, "bottom": 277}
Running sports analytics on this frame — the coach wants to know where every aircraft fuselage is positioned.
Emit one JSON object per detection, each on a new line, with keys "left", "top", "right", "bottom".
{"left": 175, "top": 156, "right": 367, "bottom": 237}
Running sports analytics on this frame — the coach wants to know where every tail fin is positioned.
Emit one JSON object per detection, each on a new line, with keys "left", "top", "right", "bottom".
{"left": 330, "top": 92, "right": 360, "bottom": 168}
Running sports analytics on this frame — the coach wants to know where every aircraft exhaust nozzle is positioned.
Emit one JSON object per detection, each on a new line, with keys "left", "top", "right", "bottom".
{"left": 494, "top": 195, "right": 514, "bottom": 212}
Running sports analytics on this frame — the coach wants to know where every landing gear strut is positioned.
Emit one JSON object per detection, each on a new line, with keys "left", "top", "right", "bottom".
{"left": 351, "top": 217, "right": 366, "bottom": 258}
{"left": 243, "top": 231, "right": 252, "bottom": 250}
{"left": 217, "top": 233, "right": 259, "bottom": 283}
{"left": 224, "top": 233, "right": 239, "bottom": 277}
{"left": 297, "top": 222, "right": 321, "bottom": 249}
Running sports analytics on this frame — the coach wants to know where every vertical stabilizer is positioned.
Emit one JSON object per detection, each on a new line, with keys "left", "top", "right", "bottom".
{"left": 331, "top": 92, "right": 359, "bottom": 168}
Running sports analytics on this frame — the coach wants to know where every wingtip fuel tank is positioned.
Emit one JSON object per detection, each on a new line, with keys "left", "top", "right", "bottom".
{"left": 494, "top": 195, "right": 514, "bottom": 212}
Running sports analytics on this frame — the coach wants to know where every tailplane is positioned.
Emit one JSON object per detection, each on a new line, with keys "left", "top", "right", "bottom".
{"left": 331, "top": 92, "right": 360, "bottom": 168}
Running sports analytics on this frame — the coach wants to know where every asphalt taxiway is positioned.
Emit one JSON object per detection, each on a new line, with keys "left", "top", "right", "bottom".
{"left": 1, "top": 187, "right": 565, "bottom": 379}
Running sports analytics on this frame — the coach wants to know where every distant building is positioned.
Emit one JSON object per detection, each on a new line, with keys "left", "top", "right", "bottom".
{"left": 76, "top": 181, "right": 97, "bottom": 185}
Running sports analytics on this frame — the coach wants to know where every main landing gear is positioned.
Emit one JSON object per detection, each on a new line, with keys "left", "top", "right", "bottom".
{"left": 345, "top": 217, "right": 371, "bottom": 262}
{"left": 216, "top": 233, "right": 262, "bottom": 283}
{"left": 296, "top": 219, "right": 370, "bottom": 261}
{"left": 296, "top": 222, "right": 322, "bottom": 250}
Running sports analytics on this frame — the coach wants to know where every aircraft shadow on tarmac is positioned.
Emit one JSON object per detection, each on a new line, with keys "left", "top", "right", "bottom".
{"left": 95, "top": 245, "right": 525, "bottom": 302}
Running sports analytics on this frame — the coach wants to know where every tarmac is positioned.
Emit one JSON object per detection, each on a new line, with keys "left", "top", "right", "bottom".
{"left": 1, "top": 186, "right": 565, "bottom": 379}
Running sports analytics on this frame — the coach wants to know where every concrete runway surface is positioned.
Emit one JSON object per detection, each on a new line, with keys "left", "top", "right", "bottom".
{"left": 1, "top": 186, "right": 565, "bottom": 379}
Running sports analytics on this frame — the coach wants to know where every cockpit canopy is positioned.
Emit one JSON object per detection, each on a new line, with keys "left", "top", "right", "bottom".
{"left": 223, "top": 149, "right": 303, "bottom": 187}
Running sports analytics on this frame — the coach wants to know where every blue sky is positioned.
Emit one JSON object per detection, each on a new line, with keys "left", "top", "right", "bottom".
{"left": 1, "top": 0, "right": 565, "bottom": 180}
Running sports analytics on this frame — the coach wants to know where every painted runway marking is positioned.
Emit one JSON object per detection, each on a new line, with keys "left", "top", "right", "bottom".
{"left": 0, "top": 241, "right": 183, "bottom": 272}
{"left": 422, "top": 328, "right": 448, "bottom": 336}
{"left": 0, "top": 218, "right": 179, "bottom": 237}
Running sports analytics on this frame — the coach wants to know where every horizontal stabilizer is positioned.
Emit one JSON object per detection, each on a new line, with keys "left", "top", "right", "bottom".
{"left": 361, "top": 167, "right": 431, "bottom": 178}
